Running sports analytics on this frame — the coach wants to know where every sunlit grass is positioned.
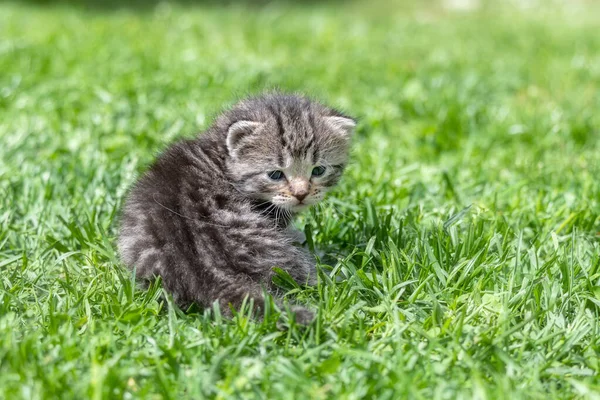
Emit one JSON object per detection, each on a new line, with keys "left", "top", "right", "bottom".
{"left": 1, "top": 0, "right": 599, "bottom": 398}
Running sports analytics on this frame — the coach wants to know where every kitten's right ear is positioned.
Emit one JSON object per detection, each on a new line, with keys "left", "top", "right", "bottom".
{"left": 323, "top": 116, "right": 356, "bottom": 138}
{"left": 226, "top": 121, "right": 263, "bottom": 156}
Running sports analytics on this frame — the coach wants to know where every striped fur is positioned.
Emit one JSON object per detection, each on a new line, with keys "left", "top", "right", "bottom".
{"left": 118, "top": 93, "right": 355, "bottom": 324}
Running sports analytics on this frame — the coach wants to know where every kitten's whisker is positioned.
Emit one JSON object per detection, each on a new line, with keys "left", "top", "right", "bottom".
{"left": 253, "top": 200, "right": 273, "bottom": 207}
{"left": 257, "top": 204, "right": 276, "bottom": 218}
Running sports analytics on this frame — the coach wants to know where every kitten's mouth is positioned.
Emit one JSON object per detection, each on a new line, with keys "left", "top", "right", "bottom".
{"left": 292, "top": 203, "right": 310, "bottom": 212}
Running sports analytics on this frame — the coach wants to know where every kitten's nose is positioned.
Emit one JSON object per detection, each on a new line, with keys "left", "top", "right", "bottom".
{"left": 290, "top": 178, "right": 310, "bottom": 203}
{"left": 294, "top": 191, "right": 309, "bottom": 202}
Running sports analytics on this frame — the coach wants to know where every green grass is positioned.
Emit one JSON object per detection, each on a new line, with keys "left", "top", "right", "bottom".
{"left": 1, "top": 0, "right": 600, "bottom": 398}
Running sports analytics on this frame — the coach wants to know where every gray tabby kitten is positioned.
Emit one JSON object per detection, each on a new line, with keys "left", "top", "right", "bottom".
{"left": 118, "top": 93, "right": 355, "bottom": 324}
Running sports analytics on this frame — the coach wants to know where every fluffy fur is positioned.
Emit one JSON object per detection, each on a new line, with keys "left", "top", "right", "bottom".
{"left": 118, "top": 93, "right": 355, "bottom": 324}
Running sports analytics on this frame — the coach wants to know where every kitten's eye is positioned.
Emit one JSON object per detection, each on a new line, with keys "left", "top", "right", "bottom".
{"left": 311, "top": 166, "right": 326, "bottom": 177}
{"left": 267, "top": 170, "right": 285, "bottom": 181}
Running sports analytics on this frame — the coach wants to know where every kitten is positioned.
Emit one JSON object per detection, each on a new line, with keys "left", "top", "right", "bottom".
{"left": 118, "top": 93, "right": 355, "bottom": 324}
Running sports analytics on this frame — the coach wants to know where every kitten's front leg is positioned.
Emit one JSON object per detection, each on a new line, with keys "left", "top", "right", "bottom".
{"left": 286, "top": 226, "right": 306, "bottom": 245}
{"left": 277, "top": 247, "right": 318, "bottom": 286}
{"left": 284, "top": 227, "right": 327, "bottom": 285}
{"left": 286, "top": 225, "right": 327, "bottom": 265}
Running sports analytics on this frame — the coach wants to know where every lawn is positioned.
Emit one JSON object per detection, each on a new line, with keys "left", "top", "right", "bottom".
{"left": 1, "top": 0, "right": 600, "bottom": 398}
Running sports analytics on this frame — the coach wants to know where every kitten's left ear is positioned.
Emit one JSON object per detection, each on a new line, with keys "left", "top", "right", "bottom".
{"left": 324, "top": 116, "right": 356, "bottom": 137}
{"left": 227, "top": 120, "right": 263, "bottom": 156}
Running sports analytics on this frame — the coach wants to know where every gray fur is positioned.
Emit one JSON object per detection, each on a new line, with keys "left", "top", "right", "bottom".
{"left": 118, "top": 93, "right": 355, "bottom": 324}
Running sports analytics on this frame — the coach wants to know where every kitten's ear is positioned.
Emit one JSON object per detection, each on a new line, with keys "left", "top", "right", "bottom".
{"left": 324, "top": 116, "right": 356, "bottom": 137}
{"left": 226, "top": 121, "right": 263, "bottom": 156}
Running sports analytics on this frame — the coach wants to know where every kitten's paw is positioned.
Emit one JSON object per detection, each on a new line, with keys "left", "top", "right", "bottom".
{"left": 291, "top": 306, "right": 315, "bottom": 325}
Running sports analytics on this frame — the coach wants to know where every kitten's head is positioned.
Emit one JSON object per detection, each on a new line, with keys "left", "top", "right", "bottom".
{"left": 222, "top": 93, "right": 355, "bottom": 213}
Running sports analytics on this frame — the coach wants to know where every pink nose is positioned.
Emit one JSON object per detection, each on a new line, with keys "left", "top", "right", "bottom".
{"left": 290, "top": 178, "right": 310, "bottom": 202}
{"left": 294, "top": 191, "right": 309, "bottom": 202}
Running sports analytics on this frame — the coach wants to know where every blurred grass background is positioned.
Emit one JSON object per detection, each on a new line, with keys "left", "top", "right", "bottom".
{"left": 1, "top": 0, "right": 600, "bottom": 398}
